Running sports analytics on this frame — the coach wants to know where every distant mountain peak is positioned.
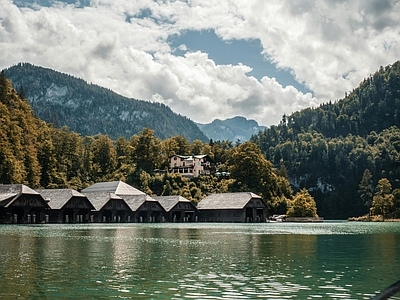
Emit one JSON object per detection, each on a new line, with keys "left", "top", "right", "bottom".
{"left": 197, "top": 116, "right": 267, "bottom": 142}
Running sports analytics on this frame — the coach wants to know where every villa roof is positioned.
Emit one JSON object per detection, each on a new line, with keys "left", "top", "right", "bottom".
{"left": 81, "top": 181, "right": 145, "bottom": 196}
{"left": 197, "top": 192, "right": 263, "bottom": 210}
{"left": 152, "top": 195, "right": 192, "bottom": 212}
{"left": 170, "top": 154, "right": 210, "bottom": 160}
{"left": 37, "top": 189, "right": 94, "bottom": 210}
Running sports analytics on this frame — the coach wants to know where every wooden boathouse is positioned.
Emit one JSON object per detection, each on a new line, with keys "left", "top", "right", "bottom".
{"left": 81, "top": 181, "right": 165, "bottom": 222}
{"left": 153, "top": 195, "right": 198, "bottom": 222}
{"left": 124, "top": 194, "right": 165, "bottom": 222}
{"left": 38, "top": 189, "right": 95, "bottom": 223}
{"left": 0, "top": 184, "right": 50, "bottom": 224}
{"left": 197, "top": 192, "right": 267, "bottom": 222}
{"left": 83, "top": 191, "right": 131, "bottom": 223}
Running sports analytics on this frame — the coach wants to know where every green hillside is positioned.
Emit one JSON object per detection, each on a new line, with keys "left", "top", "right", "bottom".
{"left": 4, "top": 63, "right": 208, "bottom": 142}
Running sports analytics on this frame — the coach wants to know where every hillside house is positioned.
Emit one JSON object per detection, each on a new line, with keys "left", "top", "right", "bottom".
{"left": 197, "top": 192, "right": 267, "bottom": 222}
{"left": 170, "top": 155, "right": 213, "bottom": 178}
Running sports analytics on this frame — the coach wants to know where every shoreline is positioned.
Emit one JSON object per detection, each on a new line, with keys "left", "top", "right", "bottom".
{"left": 348, "top": 215, "right": 400, "bottom": 222}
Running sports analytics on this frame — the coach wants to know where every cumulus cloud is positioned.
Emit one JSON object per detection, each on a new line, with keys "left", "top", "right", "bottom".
{"left": 1, "top": 0, "right": 400, "bottom": 127}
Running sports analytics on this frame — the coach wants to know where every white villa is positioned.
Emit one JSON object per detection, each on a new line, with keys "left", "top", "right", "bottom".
{"left": 169, "top": 155, "right": 213, "bottom": 178}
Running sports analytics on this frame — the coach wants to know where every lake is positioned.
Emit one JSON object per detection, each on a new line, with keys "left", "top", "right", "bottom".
{"left": 0, "top": 222, "right": 399, "bottom": 299}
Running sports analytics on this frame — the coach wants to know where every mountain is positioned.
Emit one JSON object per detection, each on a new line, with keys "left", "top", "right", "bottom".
{"left": 251, "top": 61, "right": 400, "bottom": 219}
{"left": 197, "top": 116, "right": 266, "bottom": 142}
{"left": 4, "top": 63, "right": 208, "bottom": 142}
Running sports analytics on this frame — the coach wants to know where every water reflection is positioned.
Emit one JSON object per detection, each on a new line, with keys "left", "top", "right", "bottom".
{"left": 0, "top": 223, "right": 399, "bottom": 299}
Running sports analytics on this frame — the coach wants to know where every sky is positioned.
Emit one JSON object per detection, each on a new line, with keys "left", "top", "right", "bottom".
{"left": 1, "top": 0, "right": 400, "bottom": 126}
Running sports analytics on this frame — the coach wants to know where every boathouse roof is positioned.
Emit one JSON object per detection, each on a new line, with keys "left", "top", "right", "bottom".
{"left": 81, "top": 181, "right": 145, "bottom": 196}
{"left": 197, "top": 192, "right": 263, "bottom": 210}
{"left": 152, "top": 195, "right": 192, "bottom": 212}
{"left": 37, "top": 189, "right": 94, "bottom": 210}
{"left": 0, "top": 184, "right": 46, "bottom": 208}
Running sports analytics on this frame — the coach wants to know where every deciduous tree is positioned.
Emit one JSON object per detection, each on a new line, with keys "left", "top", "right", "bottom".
{"left": 286, "top": 189, "right": 318, "bottom": 218}
{"left": 371, "top": 178, "right": 394, "bottom": 219}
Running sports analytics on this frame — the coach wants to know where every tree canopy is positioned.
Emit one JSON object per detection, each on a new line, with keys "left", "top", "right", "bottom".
{"left": 286, "top": 189, "right": 318, "bottom": 218}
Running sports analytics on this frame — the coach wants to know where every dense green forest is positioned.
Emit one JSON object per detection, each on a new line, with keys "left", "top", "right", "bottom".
{"left": 4, "top": 63, "right": 208, "bottom": 141}
{"left": 251, "top": 61, "right": 400, "bottom": 219}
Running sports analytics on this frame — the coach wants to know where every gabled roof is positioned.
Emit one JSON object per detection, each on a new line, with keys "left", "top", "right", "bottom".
{"left": 81, "top": 181, "right": 145, "bottom": 196}
{"left": 83, "top": 191, "right": 125, "bottom": 211}
{"left": 170, "top": 154, "right": 211, "bottom": 160}
{"left": 0, "top": 184, "right": 47, "bottom": 208}
{"left": 152, "top": 195, "right": 192, "bottom": 212}
{"left": 197, "top": 192, "right": 263, "bottom": 210}
{"left": 123, "top": 194, "right": 162, "bottom": 212}
{"left": 37, "top": 189, "right": 94, "bottom": 210}
{"left": 193, "top": 155, "right": 208, "bottom": 159}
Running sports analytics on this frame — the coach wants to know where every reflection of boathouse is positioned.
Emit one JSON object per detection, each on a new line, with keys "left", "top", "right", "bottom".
{"left": 153, "top": 195, "right": 198, "bottom": 222}
{"left": 38, "top": 189, "right": 95, "bottom": 223}
{"left": 0, "top": 184, "right": 49, "bottom": 224}
{"left": 197, "top": 192, "right": 266, "bottom": 222}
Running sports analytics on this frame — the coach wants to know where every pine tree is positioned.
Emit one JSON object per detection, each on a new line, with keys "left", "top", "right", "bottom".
{"left": 358, "top": 169, "right": 374, "bottom": 212}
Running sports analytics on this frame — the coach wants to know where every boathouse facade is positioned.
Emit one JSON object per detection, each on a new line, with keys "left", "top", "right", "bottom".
{"left": 0, "top": 184, "right": 50, "bottom": 224}
{"left": 39, "top": 189, "right": 95, "bottom": 223}
{"left": 81, "top": 181, "right": 165, "bottom": 223}
{"left": 197, "top": 192, "right": 266, "bottom": 222}
{"left": 153, "top": 195, "right": 198, "bottom": 222}
{"left": 124, "top": 194, "right": 165, "bottom": 222}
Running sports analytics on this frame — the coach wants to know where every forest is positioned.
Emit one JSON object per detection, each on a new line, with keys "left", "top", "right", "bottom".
{"left": 1, "top": 61, "right": 400, "bottom": 219}
{"left": 251, "top": 61, "right": 400, "bottom": 219}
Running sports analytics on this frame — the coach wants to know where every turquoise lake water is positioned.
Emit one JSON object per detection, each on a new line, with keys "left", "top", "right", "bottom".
{"left": 0, "top": 222, "right": 399, "bottom": 299}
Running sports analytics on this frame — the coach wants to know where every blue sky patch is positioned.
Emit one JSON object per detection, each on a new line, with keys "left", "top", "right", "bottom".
{"left": 13, "top": 0, "right": 90, "bottom": 8}
{"left": 168, "top": 30, "right": 311, "bottom": 94}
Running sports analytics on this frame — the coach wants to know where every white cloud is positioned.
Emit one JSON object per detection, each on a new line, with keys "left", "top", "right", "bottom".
{"left": 1, "top": 0, "right": 400, "bottom": 127}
